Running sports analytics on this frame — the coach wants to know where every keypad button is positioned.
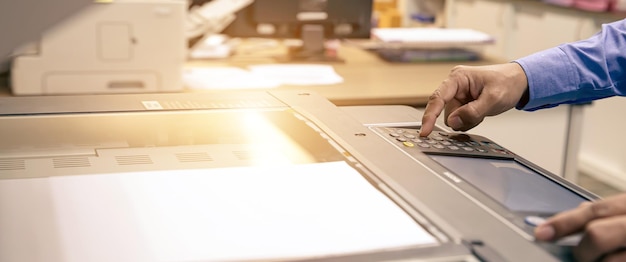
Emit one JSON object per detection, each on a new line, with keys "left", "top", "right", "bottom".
{"left": 492, "top": 148, "right": 508, "bottom": 154}
{"left": 384, "top": 129, "right": 512, "bottom": 157}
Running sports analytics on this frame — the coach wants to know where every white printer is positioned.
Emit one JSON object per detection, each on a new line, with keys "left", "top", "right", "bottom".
{"left": 10, "top": 0, "right": 187, "bottom": 95}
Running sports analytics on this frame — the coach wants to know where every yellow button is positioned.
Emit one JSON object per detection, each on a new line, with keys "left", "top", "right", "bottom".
{"left": 402, "top": 141, "right": 414, "bottom": 147}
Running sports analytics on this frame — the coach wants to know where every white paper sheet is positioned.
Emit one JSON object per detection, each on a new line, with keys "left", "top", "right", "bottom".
{"left": 247, "top": 64, "right": 344, "bottom": 86}
{"left": 183, "top": 64, "right": 343, "bottom": 90}
{"left": 1, "top": 161, "right": 438, "bottom": 262}
{"left": 182, "top": 67, "right": 281, "bottom": 89}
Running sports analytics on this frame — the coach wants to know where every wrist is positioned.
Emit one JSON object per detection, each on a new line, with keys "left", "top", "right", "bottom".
{"left": 509, "top": 62, "right": 530, "bottom": 108}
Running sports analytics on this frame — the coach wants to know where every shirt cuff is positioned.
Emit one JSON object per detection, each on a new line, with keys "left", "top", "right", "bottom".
{"left": 514, "top": 47, "right": 579, "bottom": 111}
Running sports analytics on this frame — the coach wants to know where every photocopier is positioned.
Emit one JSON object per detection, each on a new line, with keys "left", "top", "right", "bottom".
{"left": 0, "top": 1, "right": 597, "bottom": 261}
{"left": 0, "top": 90, "right": 596, "bottom": 262}
{"left": 8, "top": 0, "right": 187, "bottom": 95}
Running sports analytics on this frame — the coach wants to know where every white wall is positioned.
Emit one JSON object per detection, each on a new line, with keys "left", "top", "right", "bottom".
{"left": 579, "top": 98, "right": 626, "bottom": 190}
{"left": 468, "top": 105, "right": 570, "bottom": 176}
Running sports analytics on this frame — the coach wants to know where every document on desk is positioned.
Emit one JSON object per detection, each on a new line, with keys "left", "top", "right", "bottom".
{"left": 0, "top": 161, "right": 437, "bottom": 262}
{"left": 183, "top": 66, "right": 282, "bottom": 89}
{"left": 371, "top": 27, "right": 495, "bottom": 48}
{"left": 183, "top": 64, "right": 343, "bottom": 89}
{"left": 247, "top": 64, "right": 344, "bottom": 86}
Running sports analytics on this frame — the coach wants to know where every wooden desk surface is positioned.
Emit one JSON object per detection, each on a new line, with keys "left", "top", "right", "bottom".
{"left": 187, "top": 42, "right": 498, "bottom": 107}
{"left": 0, "top": 42, "right": 498, "bottom": 107}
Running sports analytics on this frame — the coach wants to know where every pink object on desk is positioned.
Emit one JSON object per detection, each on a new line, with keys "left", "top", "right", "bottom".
{"left": 610, "top": 0, "right": 626, "bottom": 12}
{"left": 574, "top": 0, "right": 611, "bottom": 11}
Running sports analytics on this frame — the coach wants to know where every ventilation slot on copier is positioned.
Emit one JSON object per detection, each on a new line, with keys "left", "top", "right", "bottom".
{"left": 176, "top": 152, "right": 213, "bottom": 163}
{"left": 115, "top": 155, "right": 153, "bottom": 165}
{"left": 53, "top": 157, "right": 91, "bottom": 169}
{"left": 0, "top": 159, "right": 26, "bottom": 171}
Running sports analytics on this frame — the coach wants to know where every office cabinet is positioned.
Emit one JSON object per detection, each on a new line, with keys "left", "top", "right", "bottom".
{"left": 445, "top": 0, "right": 617, "bottom": 60}
{"left": 509, "top": 4, "right": 583, "bottom": 58}
{"left": 445, "top": 0, "right": 512, "bottom": 59}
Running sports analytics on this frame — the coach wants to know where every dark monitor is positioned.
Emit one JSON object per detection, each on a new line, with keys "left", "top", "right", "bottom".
{"left": 223, "top": 0, "right": 373, "bottom": 62}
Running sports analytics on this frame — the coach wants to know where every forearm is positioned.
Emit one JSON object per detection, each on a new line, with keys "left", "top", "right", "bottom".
{"left": 514, "top": 19, "right": 626, "bottom": 111}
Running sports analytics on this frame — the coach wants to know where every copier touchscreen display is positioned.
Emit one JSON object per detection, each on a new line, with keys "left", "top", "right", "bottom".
{"left": 429, "top": 155, "right": 587, "bottom": 214}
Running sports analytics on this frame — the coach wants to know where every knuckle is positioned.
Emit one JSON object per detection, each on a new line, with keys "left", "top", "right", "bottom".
{"left": 428, "top": 89, "right": 442, "bottom": 102}
{"left": 450, "top": 65, "right": 467, "bottom": 73}
{"left": 449, "top": 65, "right": 472, "bottom": 80}
{"left": 590, "top": 202, "right": 611, "bottom": 218}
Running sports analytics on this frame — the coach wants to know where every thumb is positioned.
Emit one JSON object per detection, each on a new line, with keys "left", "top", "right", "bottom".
{"left": 446, "top": 99, "right": 491, "bottom": 131}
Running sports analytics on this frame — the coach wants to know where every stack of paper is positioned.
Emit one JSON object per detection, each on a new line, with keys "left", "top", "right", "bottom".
{"left": 365, "top": 27, "right": 494, "bottom": 62}
{"left": 371, "top": 27, "right": 495, "bottom": 49}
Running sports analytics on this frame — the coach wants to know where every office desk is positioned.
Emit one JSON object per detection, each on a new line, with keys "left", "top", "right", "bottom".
{"left": 186, "top": 43, "right": 496, "bottom": 107}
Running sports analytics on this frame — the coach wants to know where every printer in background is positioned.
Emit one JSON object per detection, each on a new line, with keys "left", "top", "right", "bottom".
{"left": 10, "top": 0, "right": 187, "bottom": 95}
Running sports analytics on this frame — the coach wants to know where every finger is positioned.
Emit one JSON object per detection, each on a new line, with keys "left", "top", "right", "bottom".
{"left": 420, "top": 79, "right": 459, "bottom": 136}
{"left": 446, "top": 78, "right": 516, "bottom": 132}
{"left": 420, "top": 90, "right": 445, "bottom": 137}
{"left": 445, "top": 99, "right": 489, "bottom": 131}
{"left": 574, "top": 215, "right": 626, "bottom": 262}
{"left": 442, "top": 70, "right": 492, "bottom": 131}
{"left": 535, "top": 202, "right": 593, "bottom": 241}
{"left": 443, "top": 95, "right": 462, "bottom": 126}
{"left": 536, "top": 194, "right": 626, "bottom": 241}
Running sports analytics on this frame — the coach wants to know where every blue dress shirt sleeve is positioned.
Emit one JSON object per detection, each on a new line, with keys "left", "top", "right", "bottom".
{"left": 514, "top": 18, "right": 626, "bottom": 111}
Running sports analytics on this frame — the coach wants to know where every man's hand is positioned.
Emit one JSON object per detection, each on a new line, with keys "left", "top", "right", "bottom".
{"left": 535, "top": 193, "right": 626, "bottom": 262}
{"left": 420, "top": 63, "right": 529, "bottom": 137}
